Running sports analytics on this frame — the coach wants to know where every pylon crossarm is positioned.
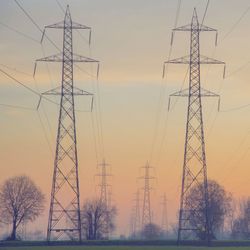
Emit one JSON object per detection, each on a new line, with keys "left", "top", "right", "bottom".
{"left": 35, "top": 53, "right": 99, "bottom": 63}
{"left": 164, "top": 55, "right": 224, "bottom": 65}
{"left": 200, "top": 55, "right": 225, "bottom": 65}
{"left": 173, "top": 87, "right": 219, "bottom": 97}
{"left": 36, "top": 53, "right": 62, "bottom": 62}
{"left": 41, "top": 24, "right": 92, "bottom": 45}
{"left": 164, "top": 55, "right": 190, "bottom": 64}
{"left": 34, "top": 54, "right": 100, "bottom": 80}
{"left": 171, "top": 24, "right": 217, "bottom": 47}
{"left": 173, "top": 23, "right": 216, "bottom": 32}
{"left": 168, "top": 88, "right": 220, "bottom": 111}
{"left": 199, "top": 24, "right": 217, "bottom": 32}
{"left": 41, "top": 86, "right": 93, "bottom": 96}
{"left": 73, "top": 53, "right": 99, "bottom": 63}
{"left": 36, "top": 86, "right": 93, "bottom": 110}
{"left": 45, "top": 21, "right": 91, "bottom": 30}
{"left": 173, "top": 24, "right": 192, "bottom": 32}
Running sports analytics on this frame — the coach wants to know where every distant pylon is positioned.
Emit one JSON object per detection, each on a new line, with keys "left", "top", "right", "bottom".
{"left": 108, "top": 190, "right": 112, "bottom": 208}
{"left": 97, "top": 159, "right": 112, "bottom": 238}
{"left": 97, "top": 159, "right": 112, "bottom": 204}
{"left": 131, "top": 190, "right": 141, "bottom": 237}
{"left": 35, "top": 6, "right": 99, "bottom": 241}
{"left": 161, "top": 193, "right": 168, "bottom": 234}
{"left": 163, "top": 9, "right": 225, "bottom": 244}
{"left": 134, "top": 190, "right": 141, "bottom": 234}
{"left": 140, "top": 162, "right": 155, "bottom": 228}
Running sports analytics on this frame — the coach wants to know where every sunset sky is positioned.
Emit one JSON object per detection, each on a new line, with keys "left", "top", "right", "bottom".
{"left": 1, "top": 0, "right": 250, "bottom": 237}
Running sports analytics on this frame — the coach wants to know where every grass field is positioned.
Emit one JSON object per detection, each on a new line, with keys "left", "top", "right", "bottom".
{"left": 1, "top": 247, "right": 250, "bottom": 250}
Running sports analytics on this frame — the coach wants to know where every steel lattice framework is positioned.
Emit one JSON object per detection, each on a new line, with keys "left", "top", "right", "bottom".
{"left": 164, "top": 9, "right": 225, "bottom": 244}
{"left": 141, "top": 162, "right": 154, "bottom": 228}
{"left": 35, "top": 6, "right": 99, "bottom": 241}
{"left": 97, "top": 159, "right": 110, "bottom": 206}
{"left": 161, "top": 193, "right": 168, "bottom": 234}
{"left": 96, "top": 159, "right": 112, "bottom": 239}
{"left": 134, "top": 190, "right": 141, "bottom": 235}
{"left": 131, "top": 190, "right": 141, "bottom": 237}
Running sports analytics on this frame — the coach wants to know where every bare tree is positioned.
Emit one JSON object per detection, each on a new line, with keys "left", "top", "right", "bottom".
{"left": 81, "top": 199, "right": 117, "bottom": 240}
{"left": 231, "top": 198, "right": 250, "bottom": 239}
{"left": 186, "top": 179, "right": 232, "bottom": 240}
{"left": 0, "top": 175, "right": 45, "bottom": 240}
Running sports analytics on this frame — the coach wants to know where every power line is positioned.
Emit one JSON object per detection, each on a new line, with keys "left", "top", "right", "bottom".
{"left": 0, "top": 67, "right": 90, "bottom": 113}
{"left": 200, "top": 3, "right": 250, "bottom": 138}
{"left": 0, "top": 67, "right": 60, "bottom": 107}
{"left": 55, "top": 0, "right": 65, "bottom": 13}
{"left": 36, "top": 110, "right": 54, "bottom": 157}
{"left": 0, "top": 68, "right": 40, "bottom": 97}
{"left": 14, "top": 0, "right": 97, "bottom": 81}
{"left": 55, "top": 0, "right": 90, "bottom": 45}
{"left": 201, "top": 0, "right": 210, "bottom": 25}
{"left": 0, "top": 104, "right": 54, "bottom": 159}
{"left": 14, "top": 0, "right": 43, "bottom": 33}
{"left": 149, "top": 0, "right": 182, "bottom": 165}
{"left": 0, "top": 68, "right": 56, "bottom": 157}
{"left": 0, "top": 103, "right": 35, "bottom": 111}
{"left": 55, "top": 0, "right": 105, "bottom": 160}
{"left": 91, "top": 111, "right": 100, "bottom": 164}
{"left": 14, "top": 0, "right": 61, "bottom": 52}
{"left": 220, "top": 103, "right": 250, "bottom": 113}
{"left": 222, "top": 5, "right": 250, "bottom": 41}
{"left": 0, "top": 63, "right": 32, "bottom": 77}
{"left": 154, "top": 66, "right": 189, "bottom": 167}
{"left": 174, "top": 0, "right": 182, "bottom": 28}
{"left": 200, "top": 3, "right": 250, "bottom": 134}
{"left": 0, "top": 66, "right": 91, "bottom": 114}
{"left": 0, "top": 21, "right": 39, "bottom": 43}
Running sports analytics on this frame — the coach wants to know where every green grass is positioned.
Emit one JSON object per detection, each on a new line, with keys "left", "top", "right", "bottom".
{"left": 1, "top": 247, "right": 250, "bottom": 250}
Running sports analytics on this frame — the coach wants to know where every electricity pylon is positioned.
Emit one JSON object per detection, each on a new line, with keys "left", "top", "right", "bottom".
{"left": 140, "top": 162, "right": 155, "bottom": 228}
{"left": 161, "top": 193, "right": 168, "bottom": 235}
{"left": 131, "top": 190, "right": 141, "bottom": 237}
{"left": 163, "top": 9, "right": 225, "bottom": 244}
{"left": 96, "top": 159, "right": 112, "bottom": 239}
{"left": 35, "top": 6, "right": 99, "bottom": 241}
{"left": 97, "top": 159, "right": 111, "bottom": 206}
{"left": 134, "top": 190, "right": 141, "bottom": 235}
{"left": 108, "top": 190, "right": 113, "bottom": 208}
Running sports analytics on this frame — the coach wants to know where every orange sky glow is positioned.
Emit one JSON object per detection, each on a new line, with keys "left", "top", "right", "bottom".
{"left": 1, "top": 0, "right": 250, "bottom": 237}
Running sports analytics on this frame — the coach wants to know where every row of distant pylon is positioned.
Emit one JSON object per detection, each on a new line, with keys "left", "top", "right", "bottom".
{"left": 130, "top": 174, "right": 168, "bottom": 237}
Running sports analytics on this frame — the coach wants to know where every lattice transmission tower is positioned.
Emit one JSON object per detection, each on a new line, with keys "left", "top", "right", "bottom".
{"left": 163, "top": 9, "right": 225, "bottom": 243}
{"left": 140, "top": 162, "right": 155, "bottom": 228}
{"left": 134, "top": 190, "right": 141, "bottom": 235}
{"left": 131, "top": 190, "right": 141, "bottom": 237}
{"left": 96, "top": 159, "right": 112, "bottom": 238}
{"left": 161, "top": 193, "right": 168, "bottom": 234}
{"left": 97, "top": 159, "right": 111, "bottom": 206}
{"left": 35, "top": 6, "right": 99, "bottom": 241}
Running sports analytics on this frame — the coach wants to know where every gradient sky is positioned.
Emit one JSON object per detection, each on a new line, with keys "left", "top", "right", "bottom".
{"left": 1, "top": 0, "right": 250, "bottom": 237}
